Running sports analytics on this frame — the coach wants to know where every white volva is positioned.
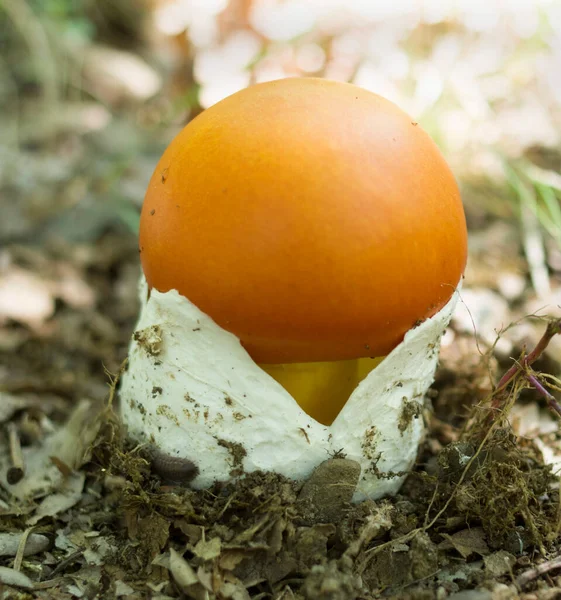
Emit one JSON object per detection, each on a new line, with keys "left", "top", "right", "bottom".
{"left": 120, "top": 279, "right": 459, "bottom": 500}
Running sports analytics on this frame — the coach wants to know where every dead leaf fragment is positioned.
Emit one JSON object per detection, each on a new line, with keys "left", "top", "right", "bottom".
{"left": 114, "top": 580, "right": 135, "bottom": 596}
{"left": 1, "top": 400, "right": 101, "bottom": 502}
{"left": 440, "top": 527, "right": 490, "bottom": 558}
{"left": 219, "top": 549, "right": 249, "bottom": 571}
{"left": 219, "top": 580, "right": 251, "bottom": 600}
{"left": 27, "top": 472, "right": 86, "bottom": 525}
{"left": 169, "top": 547, "right": 199, "bottom": 589}
{"left": 193, "top": 536, "right": 221, "bottom": 560}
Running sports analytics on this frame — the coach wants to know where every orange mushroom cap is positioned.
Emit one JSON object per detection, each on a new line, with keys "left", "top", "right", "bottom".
{"left": 139, "top": 77, "right": 467, "bottom": 364}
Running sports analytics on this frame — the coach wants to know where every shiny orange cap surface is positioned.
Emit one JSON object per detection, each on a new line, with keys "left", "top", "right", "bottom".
{"left": 139, "top": 77, "right": 467, "bottom": 363}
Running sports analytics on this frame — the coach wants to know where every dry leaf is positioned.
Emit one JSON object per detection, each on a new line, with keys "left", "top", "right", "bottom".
{"left": 440, "top": 528, "right": 490, "bottom": 558}
{"left": 193, "top": 536, "right": 221, "bottom": 561}
{"left": 27, "top": 472, "right": 85, "bottom": 525}
{"left": 219, "top": 549, "right": 250, "bottom": 571}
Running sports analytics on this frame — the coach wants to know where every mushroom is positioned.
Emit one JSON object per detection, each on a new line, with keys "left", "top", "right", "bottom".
{"left": 120, "top": 77, "right": 467, "bottom": 499}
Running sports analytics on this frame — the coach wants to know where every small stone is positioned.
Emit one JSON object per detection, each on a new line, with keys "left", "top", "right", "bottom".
{"left": 503, "top": 528, "right": 529, "bottom": 555}
{"left": 0, "top": 566, "right": 34, "bottom": 590}
{"left": 484, "top": 550, "right": 516, "bottom": 577}
{"left": 298, "top": 458, "right": 361, "bottom": 524}
{"left": 0, "top": 532, "right": 50, "bottom": 557}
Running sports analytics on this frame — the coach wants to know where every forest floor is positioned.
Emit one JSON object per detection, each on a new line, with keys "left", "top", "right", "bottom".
{"left": 2, "top": 3, "right": 561, "bottom": 598}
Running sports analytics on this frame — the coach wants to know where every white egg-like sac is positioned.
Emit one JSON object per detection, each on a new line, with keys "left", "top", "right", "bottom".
{"left": 119, "top": 278, "right": 460, "bottom": 501}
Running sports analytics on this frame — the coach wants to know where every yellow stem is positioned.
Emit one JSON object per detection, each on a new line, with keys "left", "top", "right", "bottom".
{"left": 259, "top": 357, "right": 384, "bottom": 425}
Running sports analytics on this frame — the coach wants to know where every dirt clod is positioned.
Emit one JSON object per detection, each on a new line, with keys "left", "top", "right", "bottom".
{"left": 298, "top": 458, "right": 361, "bottom": 524}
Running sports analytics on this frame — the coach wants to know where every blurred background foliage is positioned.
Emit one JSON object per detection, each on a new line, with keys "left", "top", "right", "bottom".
{"left": 1, "top": 0, "right": 560, "bottom": 266}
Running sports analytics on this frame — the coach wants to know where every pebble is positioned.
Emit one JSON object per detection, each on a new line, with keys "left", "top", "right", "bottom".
{"left": 0, "top": 532, "right": 50, "bottom": 557}
{"left": 298, "top": 458, "right": 361, "bottom": 524}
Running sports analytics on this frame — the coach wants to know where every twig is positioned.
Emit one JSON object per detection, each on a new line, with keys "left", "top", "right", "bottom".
{"left": 47, "top": 549, "right": 84, "bottom": 579}
{"left": 105, "top": 358, "right": 128, "bottom": 409}
{"left": 497, "top": 319, "right": 561, "bottom": 390}
{"left": 490, "top": 318, "right": 561, "bottom": 419}
{"left": 7, "top": 423, "right": 25, "bottom": 484}
{"left": 13, "top": 527, "right": 35, "bottom": 572}
{"left": 526, "top": 372, "right": 561, "bottom": 417}
{"left": 423, "top": 481, "right": 440, "bottom": 528}
{"left": 33, "top": 578, "right": 67, "bottom": 590}
{"left": 517, "top": 555, "right": 561, "bottom": 588}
